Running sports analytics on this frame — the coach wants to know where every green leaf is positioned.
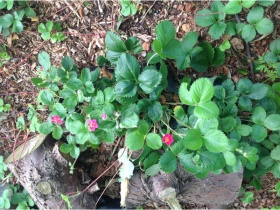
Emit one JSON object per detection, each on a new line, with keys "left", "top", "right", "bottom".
{"left": 178, "top": 153, "right": 201, "bottom": 174}
{"left": 66, "top": 78, "right": 83, "bottom": 90}
{"left": 211, "top": 1, "right": 225, "bottom": 21}
{"left": 126, "top": 130, "right": 144, "bottom": 151}
{"left": 236, "top": 124, "right": 252, "bottom": 136}
{"left": 247, "top": 6, "right": 264, "bottom": 24}
{"left": 241, "top": 24, "right": 256, "bottom": 42}
{"left": 39, "top": 122, "right": 53, "bottom": 134}
{"left": 179, "top": 83, "right": 194, "bottom": 105}
{"left": 223, "top": 151, "right": 237, "bottom": 166}
{"left": 159, "top": 150, "right": 177, "bottom": 173}
{"left": 125, "top": 36, "right": 142, "bottom": 54}
{"left": 38, "top": 51, "right": 51, "bottom": 70}
{"left": 242, "top": 192, "right": 254, "bottom": 204}
{"left": 40, "top": 89, "right": 54, "bottom": 105}
{"left": 182, "top": 32, "right": 198, "bottom": 52}
{"left": 252, "top": 124, "right": 267, "bottom": 142}
{"left": 190, "top": 78, "right": 214, "bottom": 104}
{"left": 105, "top": 31, "right": 127, "bottom": 52}
{"left": 138, "top": 120, "right": 149, "bottom": 135}
{"left": 242, "top": 0, "right": 256, "bottom": 8}
{"left": 212, "top": 48, "right": 225, "bottom": 66}
{"left": 53, "top": 103, "right": 66, "bottom": 117}
{"left": 45, "top": 20, "right": 53, "bottom": 31}
{"left": 252, "top": 106, "right": 266, "bottom": 124}
{"left": 249, "top": 177, "right": 262, "bottom": 190}
{"left": 219, "top": 40, "right": 231, "bottom": 51}
{"left": 190, "top": 42, "right": 214, "bottom": 72}
{"left": 52, "top": 126, "right": 63, "bottom": 140}
{"left": 270, "top": 39, "right": 280, "bottom": 55}
{"left": 260, "top": 156, "right": 275, "bottom": 168}
{"left": 200, "top": 151, "right": 226, "bottom": 171}
{"left": 121, "top": 105, "right": 139, "bottom": 128}
{"left": 174, "top": 106, "right": 188, "bottom": 125}
{"left": 81, "top": 68, "right": 91, "bottom": 82}
{"left": 255, "top": 18, "right": 274, "bottom": 35}
{"left": 258, "top": 0, "right": 275, "bottom": 7}
{"left": 183, "top": 129, "right": 203, "bottom": 150}
{"left": 270, "top": 134, "right": 280, "bottom": 144}
{"left": 263, "top": 114, "right": 280, "bottom": 131}
{"left": 225, "top": 21, "right": 236, "bottom": 35}
{"left": 60, "top": 143, "right": 74, "bottom": 153}
{"left": 115, "top": 80, "right": 137, "bottom": 97}
{"left": 203, "top": 130, "right": 229, "bottom": 153}
{"left": 69, "top": 120, "right": 84, "bottom": 135}
{"left": 143, "top": 151, "right": 160, "bottom": 170}
{"left": 224, "top": 1, "right": 242, "bottom": 14}
{"left": 70, "top": 146, "right": 80, "bottom": 158}
{"left": 271, "top": 145, "right": 280, "bottom": 161}
{"left": 138, "top": 70, "right": 162, "bottom": 94}
{"left": 115, "top": 53, "right": 140, "bottom": 81}
{"left": 24, "top": 7, "right": 36, "bottom": 17}
{"left": 197, "top": 118, "right": 219, "bottom": 134}
{"left": 61, "top": 56, "right": 74, "bottom": 71}
{"left": 155, "top": 20, "right": 176, "bottom": 46}
{"left": 194, "top": 101, "right": 219, "bottom": 119}
{"left": 162, "top": 38, "right": 181, "bottom": 59}
{"left": 248, "top": 83, "right": 268, "bottom": 100}
{"left": 0, "top": 14, "right": 13, "bottom": 28}
{"left": 272, "top": 162, "right": 280, "bottom": 178}
{"left": 12, "top": 19, "right": 23, "bottom": 33}
{"left": 146, "top": 133, "right": 162, "bottom": 150}
{"left": 214, "top": 86, "right": 226, "bottom": 100}
{"left": 194, "top": 9, "right": 215, "bottom": 27}
{"left": 209, "top": 22, "right": 226, "bottom": 40}
{"left": 220, "top": 117, "right": 236, "bottom": 132}
{"left": 148, "top": 101, "right": 163, "bottom": 123}
{"left": 238, "top": 96, "right": 252, "bottom": 111}
{"left": 145, "top": 164, "right": 160, "bottom": 177}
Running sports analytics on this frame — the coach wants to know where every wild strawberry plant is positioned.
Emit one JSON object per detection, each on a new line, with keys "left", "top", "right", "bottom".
{"left": 195, "top": 0, "right": 274, "bottom": 42}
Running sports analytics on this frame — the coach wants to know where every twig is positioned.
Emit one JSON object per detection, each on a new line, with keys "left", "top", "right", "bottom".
{"left": 63, "top": 0, "right": 82, "bottom": 21}
{"left": 6, "top": 41, "right": 46, "bottom": 71}
{"left": 235, "top": 14, "right": 255, "bottom": 81}
{"left": 140, "top": 0, "right": 156, "bottom": 23}
{"left": 94, "top": 165, "right": 121, "bottom": 208}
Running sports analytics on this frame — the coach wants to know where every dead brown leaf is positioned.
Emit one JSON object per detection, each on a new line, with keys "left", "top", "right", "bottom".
{"left": 182, "top": 24, "right": 190, "bottom": 32}
{"left": 142, "top": 42, "right": 150, "bottom": 51}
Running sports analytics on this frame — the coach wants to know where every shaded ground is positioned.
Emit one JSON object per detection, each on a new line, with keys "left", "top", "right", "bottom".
{"left": 0, "top": 0, "right": 279, "bottom": 209}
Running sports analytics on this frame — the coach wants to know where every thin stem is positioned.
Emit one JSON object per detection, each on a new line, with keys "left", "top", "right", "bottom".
{"left": 147, "top": 53, "right": 158, "bottom": 66}
{"left": 171, "top": 115, "right": 192, "bottom": 130}
{"left": 160, "top": 119, "right": 184, "bottom": 138}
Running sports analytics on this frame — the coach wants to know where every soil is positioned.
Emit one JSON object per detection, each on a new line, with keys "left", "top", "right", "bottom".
{"left": 0, "top": 0, "right": 279, "bottom": 209}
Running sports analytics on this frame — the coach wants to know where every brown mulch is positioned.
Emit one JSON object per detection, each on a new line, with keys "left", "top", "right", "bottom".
{"left": 0, "top": 0, "right": 279, "bottom": 209}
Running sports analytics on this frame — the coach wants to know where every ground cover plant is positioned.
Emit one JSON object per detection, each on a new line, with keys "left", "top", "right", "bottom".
{"left": 0, "top": 0, "right": 280, "bottom": 209}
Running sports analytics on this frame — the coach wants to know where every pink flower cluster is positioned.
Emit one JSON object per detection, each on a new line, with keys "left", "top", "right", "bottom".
{"left": 51, "top": 116, "right": 63, "bottom": 125}
{"left": 88, "top": 119, "right": 98, "bottom": 131}
{"left": 162, "top": 134, "right": 174, "bottom": 146}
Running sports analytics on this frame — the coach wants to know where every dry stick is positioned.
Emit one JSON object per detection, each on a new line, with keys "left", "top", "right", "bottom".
{"left": 5, "top": 41, "right": 46, "bottom": 71}
{"left": 63, "top": 0, "right": 82, "bottom": 21}
{"left": 235, "top": 14, "right": 255, "bottom": 81}
{"left": 93, "top": 164, "right": 121, "bottom": 208}
{"left": 69, "top": 148, "right": 125, "bottom": 205}
{"left": 140, "top": 0, "right": 156, "bottom": 23}
{"left": 44, "top": 1, "right": 76, "bottom": 20}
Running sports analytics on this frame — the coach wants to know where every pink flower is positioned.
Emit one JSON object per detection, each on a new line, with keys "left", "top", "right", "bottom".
{"left": 51, "top": 116, "right": 63, "bottom": 125}
{"left": 162, "top": 134, "right": 174, "bottom": 146}
{"left": 101, "top": 113, "right": 107, "bottom": 120}
{"left": 87, "top": 119, "right": 98, "bottom": 131}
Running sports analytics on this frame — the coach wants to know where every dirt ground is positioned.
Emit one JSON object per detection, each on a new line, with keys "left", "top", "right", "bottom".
{"left": 0, "top": 0, "right": 279, "bottom": 209}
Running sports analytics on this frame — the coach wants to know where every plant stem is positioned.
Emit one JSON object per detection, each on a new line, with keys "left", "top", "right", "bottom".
{"left": 147, "top": 52, "right": 158, "bottom": 66}
{"left": 158, "top": 187, "right": 182, "bottom": 210}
